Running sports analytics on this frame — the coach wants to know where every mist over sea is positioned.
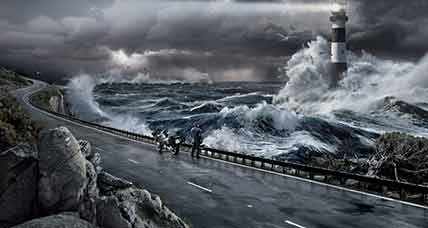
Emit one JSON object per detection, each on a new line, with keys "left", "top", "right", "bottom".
{"left": 65, "top": 37, "right": 428, "bottom": 162}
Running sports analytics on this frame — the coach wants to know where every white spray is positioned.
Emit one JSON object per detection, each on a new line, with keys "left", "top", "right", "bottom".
{"left": 274, "top": 37, "right": 427, "bottom": 115}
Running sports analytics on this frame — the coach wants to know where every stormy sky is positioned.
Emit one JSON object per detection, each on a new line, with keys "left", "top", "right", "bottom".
{"left": 0, "top": 0, "right": 427, "bottom": 83}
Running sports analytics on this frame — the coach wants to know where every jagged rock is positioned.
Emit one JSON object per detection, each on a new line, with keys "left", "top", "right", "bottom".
{"left": 48, "top": 94, "right": 67, "bottom": 115}
{"left": 11, "top": 214, "right": 96, "bottom": 228}
{"left": 1, "top": 124, "right": 188, "bottom": 228}
{"left": 96, "top": 196, "right": 133, "bottom": 228}
{"left": 80, "top": 140, "right": 101, "bottom": 174}
{"left": 79, "top": 161, "right": 98, "bottom": 224}
{"left": 97, "top": 187, "right": 189, "bottom": 228}
{"left": 0, "top": 144, "right": 38, "bottom": 228}
{"left": 97, "top": 172, "right": 133, "bottom": 194}
{"left": 37, "top": 127, "right": 87, "bottom": 214}
{"left": 368, "top": 132, "right": 428, "bottom": 184}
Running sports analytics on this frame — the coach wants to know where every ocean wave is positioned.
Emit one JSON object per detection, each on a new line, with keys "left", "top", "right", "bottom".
{"left": 66, "top": 74, "right": 152, "bottom": 135}
{"left": 219, "top": 102, "right": 298, "bottom": 132}
{"left": 65, "top": 37, "right": 428, "bottom": 159}
{"left": 189, "top": 101, "right": 223, "bottom": 114}
{"left": 274, "top": 36, "right": 428, "bottom": 116}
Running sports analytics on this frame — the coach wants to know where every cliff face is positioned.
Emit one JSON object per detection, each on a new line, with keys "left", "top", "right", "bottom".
{"left": 31, "top": 86, "right": 71, "bottom": 116}
{"left": 48, "top": 95, "right": 67, "bottom": 114}
{"left": 0, "top": 127, "right": 189, "bottom": 228}
{"left": 0, "top": 144, "right": 38, "bottom": 228}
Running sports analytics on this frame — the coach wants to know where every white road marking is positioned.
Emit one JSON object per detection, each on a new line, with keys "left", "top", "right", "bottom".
{"left": 128, "top": 159, "right": 140, "bottom": 164}
{"left": 187, "top": 181, "right": 213, "bottom": 193}
{"left": 22, "top": 82, "right": 428, "bottom": 210}
{"left": 204, "top": 155, "right": 428, "bottom": 210}
{"left": 285, "top": 220, "right": 306, "bottom": 228}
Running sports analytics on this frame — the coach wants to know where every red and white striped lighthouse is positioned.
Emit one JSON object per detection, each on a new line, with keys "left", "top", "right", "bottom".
{"left": 330, "top": 0, "right": 348, "bottom": 85}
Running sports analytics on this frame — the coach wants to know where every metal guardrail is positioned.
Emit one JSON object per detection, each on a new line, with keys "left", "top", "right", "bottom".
{"left": 28, "top": 93, "right": 428, "bottom": 206}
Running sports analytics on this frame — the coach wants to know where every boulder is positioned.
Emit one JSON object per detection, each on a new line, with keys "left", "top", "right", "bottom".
{"left": 79, "top": 161, "right": 98, "bottom": 224}
{"left": 80, "top": 140, "right": 101, "bottom": 174}
{"left": 0, "top": 144, "right": 38, "bottom": 228}
{"left": 97, "top": 172, "right": 133, "bottom": 194}
{"left": 11, "top": 214, "right": 96, "bottom": 228}
{"left": 48, "top": 95, "right": 66, "bottom": 115}
{"left": 368, "top": 132, "right": 428, "bottom": 184}
{"left": 37, "top": 127, "right": 87, "bottom": 214}
{"left": 97, "top": 187, "right": 189, "bottom": 228}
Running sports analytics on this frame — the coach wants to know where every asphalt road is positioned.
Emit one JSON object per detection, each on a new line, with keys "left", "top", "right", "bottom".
{"left": 14, "top": 80, "right": 428, "bottom": 228}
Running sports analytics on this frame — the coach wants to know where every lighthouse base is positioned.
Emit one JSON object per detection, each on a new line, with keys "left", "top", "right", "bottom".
{"left": 330, "top": 62, "right": 347, "bottom": 88}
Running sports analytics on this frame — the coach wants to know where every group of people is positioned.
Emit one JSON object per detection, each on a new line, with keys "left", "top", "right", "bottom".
{"left": 153, "top": 124, "right": 203, "bottom": 158}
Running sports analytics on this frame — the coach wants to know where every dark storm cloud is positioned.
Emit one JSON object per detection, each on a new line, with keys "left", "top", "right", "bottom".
{"left": 348, "top": 0, "right": 428, "bottom": 58}
{"left": 0, "top": 0, "right": 427, "bottom": 82}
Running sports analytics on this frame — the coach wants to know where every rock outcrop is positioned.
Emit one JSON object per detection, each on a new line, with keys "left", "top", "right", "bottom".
{"left": 0, "top": 144, "right": 38, "bottom": 228}
{"left": 49, "top": 95, "right": 66, "bottom": 115}
{"left": 11, "top": 214, "right": 96, "bottom": 228}
{"left": 368, "top": 132, "right": 428, "bottom": 184}
{"left": 1, "top": 126, "right": 189, "bottom": 228}
{"left": 30, "top": 87, "right": 71, "bottom": 116}
{"left": 97, "top": 187, "right": 187, "bottom": 228}
{"left": 97, "top": 171, "right": 133, "bottom": 193}
{"left": 37, "top": 127, "right": 88, "bottom": 215}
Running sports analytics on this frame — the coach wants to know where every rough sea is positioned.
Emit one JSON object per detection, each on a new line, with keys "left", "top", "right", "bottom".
{"left": 66, "top": 37, "right": 428, "bottom": 162}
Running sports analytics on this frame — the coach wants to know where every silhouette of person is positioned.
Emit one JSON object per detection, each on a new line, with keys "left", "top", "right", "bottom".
{"left": 190, "top": 124, "right": 203, "bottom": 158}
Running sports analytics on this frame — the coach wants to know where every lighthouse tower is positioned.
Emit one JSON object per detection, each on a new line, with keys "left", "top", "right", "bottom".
{"left": 330, "top": 0, "right": 348, "bottom": 85}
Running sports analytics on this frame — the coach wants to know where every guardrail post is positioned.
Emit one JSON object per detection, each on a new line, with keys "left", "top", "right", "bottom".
{"left": 400, "top": 188, "right": 407, "bottom": 200}
{"left": 234, "top": 156, "right": 237, "bottom": 163}
{"left": 340, "top": 177, "right": 346, "bottom": 185}
{"left": 381, "top": 186, "right": 388, "bottom": 196}
{"left": 309, "top": 173, "right": 314, "bottom": 180}
{"left": 271, "top": 163, "right": 274, "bottom": 171}
{"left": 282, "top": 166, "right": 286, "bottom": 174}
{"left": 243, "top": 157, "right": 246, "bottom": 164}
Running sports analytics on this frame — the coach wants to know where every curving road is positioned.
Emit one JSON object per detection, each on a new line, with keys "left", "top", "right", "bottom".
{"left": 14, "top": 80, "right": 428, "bottom": 228}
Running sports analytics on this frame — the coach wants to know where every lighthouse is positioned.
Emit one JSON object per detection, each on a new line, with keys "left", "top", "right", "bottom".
{"left": 330, "top": 0, "right": 348, "bottom": 85}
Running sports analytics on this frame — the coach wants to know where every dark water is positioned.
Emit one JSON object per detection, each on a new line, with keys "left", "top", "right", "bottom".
{"left": 67, "top": 38, "right": 428, "bottom": 162}
{"left": 83, "top": 82, "right": 379, "bottom": 162}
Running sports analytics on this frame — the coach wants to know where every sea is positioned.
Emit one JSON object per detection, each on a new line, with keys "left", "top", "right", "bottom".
{"left": 65, "top": 37, "right": 428, "bottom": 162}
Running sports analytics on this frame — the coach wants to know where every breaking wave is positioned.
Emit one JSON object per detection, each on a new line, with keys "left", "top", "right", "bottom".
{"left": 65, "top": 37, "right": 428, "bottom": 160}
{"left": 274, "top": 36, "right": 428, "bottom": 115}
{"left": 66, "top": 74, "right": 152, "bottom": 136}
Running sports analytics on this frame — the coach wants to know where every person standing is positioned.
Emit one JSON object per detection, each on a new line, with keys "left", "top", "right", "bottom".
{"left": 190, "top": 124, "right": 203, "bottom": 158}
{"left": 158, "top": 131, "right": 168, "bottom": 154}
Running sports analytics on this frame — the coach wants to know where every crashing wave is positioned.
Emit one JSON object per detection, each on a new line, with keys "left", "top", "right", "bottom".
{"left": 66, "top": 74, "right": 152, "bottom": 136}
{"left": 274, "top": 36, "right": 428, "bottom": 116}
{"left": 65, "top": 37, "right": 428, "bottom": 159}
